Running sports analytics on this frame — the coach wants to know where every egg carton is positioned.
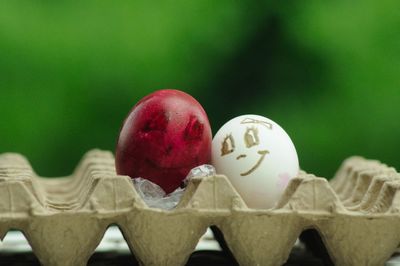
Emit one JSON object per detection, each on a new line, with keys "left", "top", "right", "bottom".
{"left": 1, "top": 149, "right": 400, "bottom": 266}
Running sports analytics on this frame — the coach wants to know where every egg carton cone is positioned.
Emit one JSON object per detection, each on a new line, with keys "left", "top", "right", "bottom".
{"left": 1, "top": 149, "right": 400, "bottom": 266}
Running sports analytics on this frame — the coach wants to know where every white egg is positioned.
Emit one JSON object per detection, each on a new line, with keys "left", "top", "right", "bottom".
{"left": 212, "top": 114, "right": 299, "bottom": 209}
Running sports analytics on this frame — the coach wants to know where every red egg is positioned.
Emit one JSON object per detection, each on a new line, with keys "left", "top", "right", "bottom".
{"left": 115, "top": 89, "right": 212, "bottom": 194}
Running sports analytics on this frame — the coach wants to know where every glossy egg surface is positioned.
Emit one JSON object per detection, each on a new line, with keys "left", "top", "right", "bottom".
{"left": 116, "top": 89, "right": 212, "bottom": 193}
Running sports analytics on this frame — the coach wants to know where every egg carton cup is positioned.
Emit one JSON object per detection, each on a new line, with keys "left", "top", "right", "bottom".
{"left": 1, "top": 150, "right": 400, "bottom": 266}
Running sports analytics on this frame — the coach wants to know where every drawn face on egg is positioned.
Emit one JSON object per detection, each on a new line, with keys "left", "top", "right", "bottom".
{"left": 212, "top": 114, "right": 299, "bottom": 209}
{"left": 220, "top": 117, "right": 272, "bottom": 177}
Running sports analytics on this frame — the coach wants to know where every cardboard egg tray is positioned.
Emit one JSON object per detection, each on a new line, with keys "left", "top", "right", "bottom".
{"left": 1, "top": 149, "right": 400, "bottom": 266}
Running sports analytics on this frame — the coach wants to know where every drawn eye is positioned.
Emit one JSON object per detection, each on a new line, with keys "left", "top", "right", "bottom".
{"left": 244, "top": 127, "right": 259, "bottom": 148}
{"left": 221, "top": 134, "right": 235, "bottom": 156}
{"left": 142, "top": 111, "right": 168, "bottom": 132}
{"left": 184, "top": 116, "right": 203, "bottom": 141}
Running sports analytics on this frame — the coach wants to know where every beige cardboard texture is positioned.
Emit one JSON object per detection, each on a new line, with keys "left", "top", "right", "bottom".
{"left": 0, "top": 150, "right": 400, "bottom": 266}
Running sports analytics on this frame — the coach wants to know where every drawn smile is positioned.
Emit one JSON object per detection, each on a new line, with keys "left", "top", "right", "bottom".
{"left": 237, "top": 150, "right": 269, "bottom": 176}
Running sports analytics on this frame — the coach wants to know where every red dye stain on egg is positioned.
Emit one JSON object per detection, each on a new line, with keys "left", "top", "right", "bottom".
{"left": 115, "top": 89, "right": 212, "bottom": 194}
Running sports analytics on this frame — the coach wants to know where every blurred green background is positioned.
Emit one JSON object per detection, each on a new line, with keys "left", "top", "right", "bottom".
{"left": 1, "top": 0, "right": 399, "bottom": 178}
